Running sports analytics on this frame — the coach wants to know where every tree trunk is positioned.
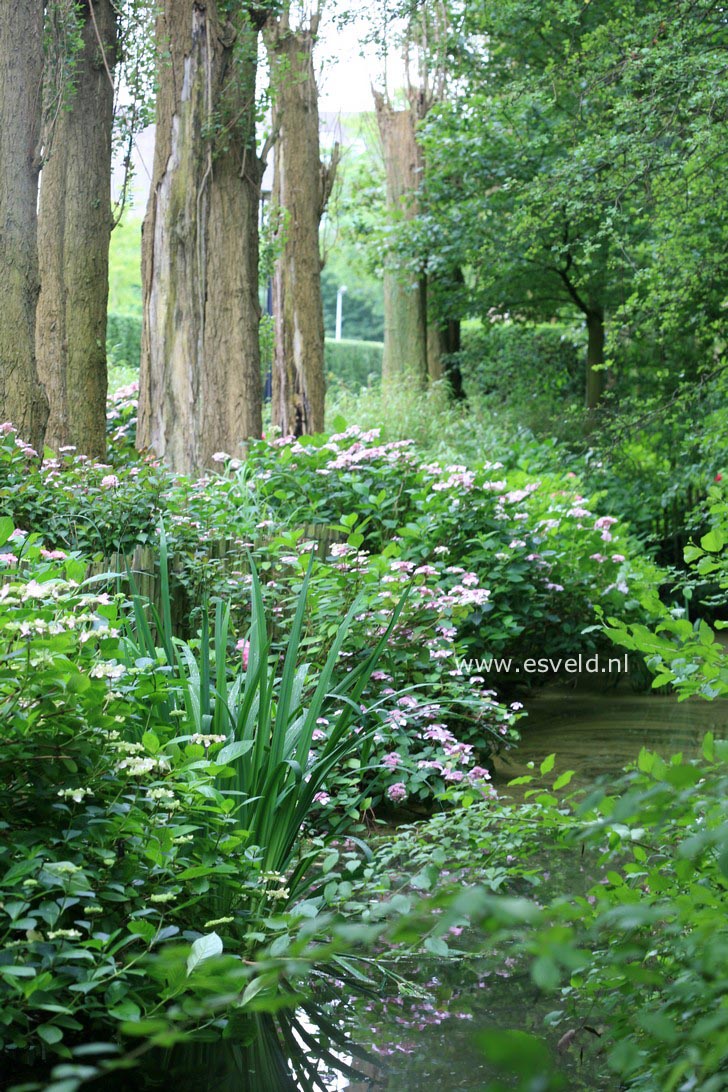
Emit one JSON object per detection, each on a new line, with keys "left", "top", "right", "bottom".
{"left": 36, "top": 0, "right": 117, "bottom": 459}
{"left": 0, "top": 0, "right": 48, "bottom": 451}
{"left": 138, "top": 1, "right": 264, "bottom": 474}
{"left": 585, "top": 306, "right": 606, "bottom": 411}
{"left": 428, "top": 306, "right": 465, "bottom": 398}
{"left": 266, "top": 12, "right": 334, "bottom": 438}
{"left": 373, "top": 93, "right": 428, "bottom": 387}
{"left": 427, "top": 320, "right": 445, "bottom": 383}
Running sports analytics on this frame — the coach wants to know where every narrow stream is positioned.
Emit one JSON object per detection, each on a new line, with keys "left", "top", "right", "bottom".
{"left": 333, "top": 686, "right": 728, "bottom": 1091}
{"left": 129, "top": 688, "right": 727, "bottom": 1091}
{"left": 493, "top": 684, "right": 726, "bottom": 795}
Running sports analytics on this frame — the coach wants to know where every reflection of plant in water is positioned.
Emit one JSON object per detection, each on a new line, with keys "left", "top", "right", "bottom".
{"left": 47, "top": 1008, "right": 382, "bottom": 1092}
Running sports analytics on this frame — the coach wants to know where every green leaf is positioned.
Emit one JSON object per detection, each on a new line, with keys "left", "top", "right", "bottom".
{"left": 540, "top": 753, "right": 556, "bottom": 776}
{"left": 127, "top": 920, "right": 156, "bottom": 944}
{"left": 322, "top": 851, "right": 339, "bottom": 874}
{"left": 186, "top": 932, "right": 223, "bottom": 975}
{"left": 552, "top": 770, "right": 575, "bottom": 791}
{"left": 700, "top": 529, "right": 724, "bottom": 553}
{"left": 38, "top": 1024, "right": 64, "bottom": 1045}
{"left": 109, "top": 1000, "right": 141, "bottom": 1022}
{"left": 0, "top": 965, "right": 36, "bottom": 978}
{"left": 424, "top": 936, "right": 450, "bottom": 957}
{"left": 241, "top": 977, "right": 270, "bottom": 1007}
{"left": 476, "top": 1029, "right": 553, "bottom": 1076}
{"left": 637, "top": 748, "right": 655, "bottom": 773}
{"left": 532, "top": 955, "right": 560, "bottom": 990}
{"left": 0, "top": 516, "right": 14, "bottom": 548}
{"left": 718, "top": 846, "right": 728, "bottom": 881}
{"left": 120, "top": 1018, "right": 170, "bottom": 1037}
{"left": 142, "top": 731, "right": 160, "bottom": 755}
{"left": 216, "top": 740, "right": 254, "bottom": 764}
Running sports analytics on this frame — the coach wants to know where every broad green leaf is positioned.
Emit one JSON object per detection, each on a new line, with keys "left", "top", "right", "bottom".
{"left": 552, "top": 770, "right": 575, "bottom": 791}
{"left": 540, "top": 753, "right": 556, "bottom": 776}
{"left": 424, "top": 936, "right": 449, "bottom": 957}
{"left": 216, "top": 740, "right": 254, "bottom": 764}
{"left": 0, "top": 516, "right": 14, "bottom": 547}
{"left": 142, "top": 731, "right": 160, "bottom": 755}
{"left": 186, "top": 931, "right": 223, "bottom": 975}
{"left": 700, "top": 529, "right": 724, "bottom": 553}
{"left": 37, "top": 1024, "right": 64, "bottom": 1045}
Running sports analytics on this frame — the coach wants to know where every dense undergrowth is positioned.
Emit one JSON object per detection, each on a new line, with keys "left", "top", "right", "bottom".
{"left": 1, "top": 387, "right": 727, "bottom": 1090}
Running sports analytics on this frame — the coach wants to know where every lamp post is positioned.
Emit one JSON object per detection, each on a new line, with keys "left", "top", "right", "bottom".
{"left": 335, "top": 285, "right": 348, "bottom": 341}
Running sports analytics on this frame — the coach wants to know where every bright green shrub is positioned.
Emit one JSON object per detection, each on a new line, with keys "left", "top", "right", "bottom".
{"left": 602, "top": 474, "right": 728, "bottom": 697}
{"left": 324, "top": 338, "right": 383, "bottom": 390}
{"left": 106, "top": 312, "right": 142, "bottom": 370}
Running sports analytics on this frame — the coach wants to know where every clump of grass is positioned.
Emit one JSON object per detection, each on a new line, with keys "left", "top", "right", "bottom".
{"left": 326, "top": 379, "right": 510, "bottom": 464}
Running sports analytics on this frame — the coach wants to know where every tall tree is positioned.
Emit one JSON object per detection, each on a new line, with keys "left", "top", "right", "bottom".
{"left": 138, "top": 1, "right": 270, "bottom": 473}
{"left": 36, "top": 0, "right": 118, "bottom": 458}
{"left": 372, "top": 2, "right": 450, "bottom": 388}
{"left": 419, "top": 0, "right": 728, "bottom": 410}
{"left": 0, "top": 0, "right": 48, "bottom": 450}
{"left": 373, "top": 90, "right": 428, "bottom": 387}
{"left": 265, "top": 2, "right": 338, "bottom": 437}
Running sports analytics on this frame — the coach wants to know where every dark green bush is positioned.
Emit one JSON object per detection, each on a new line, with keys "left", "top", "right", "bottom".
{"left": 459, "top": 321, "right": 583, "bottom": 409}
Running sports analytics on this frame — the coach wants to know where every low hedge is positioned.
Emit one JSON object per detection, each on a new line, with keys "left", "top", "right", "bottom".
{"left": 325, "top": 338, "right": 383, "bottom": 390}
{"left": 459, "top": 320, "right": 583, "bottom": 404}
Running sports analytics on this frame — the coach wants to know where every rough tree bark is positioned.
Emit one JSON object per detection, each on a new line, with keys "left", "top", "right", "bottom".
{"left": 266, "top": 6, "right": 337, "bottom": 438}
{"left": 0, "top": 0, "right": 49, "bottom": 450}
{"left": 138, "top": 1, "right": 266, "bottom": 473}
{"left": 373, "top": 92, "right": 428, "bottom": 387}
{"left": 36, "top": 0, "right": 117, "bottom": 459}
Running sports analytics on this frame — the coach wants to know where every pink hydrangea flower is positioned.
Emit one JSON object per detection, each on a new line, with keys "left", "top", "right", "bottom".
{"left": 386, "top": 782, "right": 407, "bottom": 803}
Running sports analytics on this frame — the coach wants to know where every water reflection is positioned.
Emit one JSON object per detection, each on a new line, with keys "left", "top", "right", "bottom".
{"left": 493, "top": 685, "right": 727, "bottom": 795}
{"left": 126, "top": 1010, "right": 382, "bottom": 1091}
{"left": 335, "top": 686, "right": 728, "bottom": 1091}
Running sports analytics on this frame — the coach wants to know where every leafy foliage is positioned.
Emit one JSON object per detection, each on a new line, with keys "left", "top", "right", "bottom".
{"left": 415, "top": 0, "right": 728, "bottom": 394}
